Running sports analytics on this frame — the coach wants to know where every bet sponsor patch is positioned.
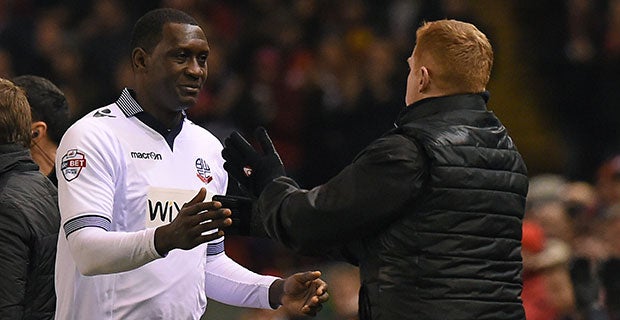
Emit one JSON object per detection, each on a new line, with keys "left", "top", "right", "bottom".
{"left": 61, "top": 149, "right": 87, "bottom": 181}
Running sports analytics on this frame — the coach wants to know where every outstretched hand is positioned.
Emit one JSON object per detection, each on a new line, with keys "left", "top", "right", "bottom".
{"left": 222, "top": 127, "right": 285, "bottom": 198}
{"left": 271, "top": 271, "right": 329, "bottom": 317}
{"left": 154, "top": 188, "right": 232, "bottom": 256}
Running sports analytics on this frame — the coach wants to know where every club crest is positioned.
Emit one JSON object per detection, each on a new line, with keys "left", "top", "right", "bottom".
{"left": 195, "top": 158, "right": 213, "bottom": 184}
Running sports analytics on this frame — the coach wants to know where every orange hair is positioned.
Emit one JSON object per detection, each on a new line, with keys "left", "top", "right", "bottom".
{"left": 414, "top": 19, "right": 493, "bottom": 93}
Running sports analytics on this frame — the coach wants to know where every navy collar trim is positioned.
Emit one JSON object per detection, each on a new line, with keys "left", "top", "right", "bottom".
{"left": 115, "top": 88, "right": 185, "bottom": 150}
{"left": 116, "top": 88, "right": 143, "bottom": 117}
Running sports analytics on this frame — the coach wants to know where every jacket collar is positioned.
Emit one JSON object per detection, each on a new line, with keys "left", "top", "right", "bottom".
{"left": 0, "top": 144, "right": 38, "bottom": 175}
{"left": 395, "top": 92, "right": 489, "bottom": 126}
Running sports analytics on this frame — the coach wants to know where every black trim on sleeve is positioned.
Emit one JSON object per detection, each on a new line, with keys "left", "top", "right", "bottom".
{"left": 64, "top": 215, "right": 112, "bottom": 237}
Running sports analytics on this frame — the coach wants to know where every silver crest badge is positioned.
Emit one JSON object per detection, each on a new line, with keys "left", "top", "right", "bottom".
{"left": 195, "top": 158, "right": 213, "bottom": 184}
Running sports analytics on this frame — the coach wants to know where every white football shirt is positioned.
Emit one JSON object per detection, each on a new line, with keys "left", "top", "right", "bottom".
{"left": 55, "top": 89, "right": 276, "bottom": 319}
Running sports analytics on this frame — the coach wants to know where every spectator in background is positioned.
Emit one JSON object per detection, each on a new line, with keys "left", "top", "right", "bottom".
{"left": 12, "top": 75, "right": 71, "bottom": 186}
{"left": 525, "top": 173, "right": 612, "bottom": 319}
{"left": 0, "top": 78, "right": 60, "bottom": 319}
{"left": 525, "top": 174, "right": 576, "bottom": 246}
{"left": 599, "top": 205, "right": 620, "bottom": 320}
{"left": 521, "top": 220, "right": 576, "bottom": 320}
{"left": 595, "top": 155, "right": 620, "bottom": 210}
{"left": 591, "top": 164, "right": 620, "bottom": 319}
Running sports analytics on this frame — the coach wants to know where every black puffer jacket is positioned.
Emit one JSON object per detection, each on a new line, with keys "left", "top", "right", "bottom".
{"left": 258, "top": 93, "right": 528, "bottom": 319}
{"left": 0, "top": 144, "right": 60, "bottom": 320}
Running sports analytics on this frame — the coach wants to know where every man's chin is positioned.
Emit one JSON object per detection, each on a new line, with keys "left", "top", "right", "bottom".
{"left": 176, "top": 97, "right": 198, "bottom": 110}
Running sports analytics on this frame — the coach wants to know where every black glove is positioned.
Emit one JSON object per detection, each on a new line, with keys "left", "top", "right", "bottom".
{"left": 222, "top": 127, "right": 285, "bottom": 197}
{"left": 212, "top": 194, "right": 269, "bottom": 237}
{"left": 212, "top": 194, "right": 252, "bottom": 236}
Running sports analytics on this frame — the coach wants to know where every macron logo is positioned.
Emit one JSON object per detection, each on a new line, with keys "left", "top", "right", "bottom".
{"left": 130, "top": 151, "right": 163, "bottom": 160}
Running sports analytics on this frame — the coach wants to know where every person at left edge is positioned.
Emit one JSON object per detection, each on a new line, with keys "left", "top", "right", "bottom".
{"left": 0, "top": 78, "right": 60, "bottom": 319}
{"left": 54, "top": 8, "right": 327, "bottom": 320}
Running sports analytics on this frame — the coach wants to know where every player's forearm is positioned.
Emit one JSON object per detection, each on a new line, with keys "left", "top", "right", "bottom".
{"left": 204, "top": 253, "right": 278, "bottom": 309}
{"left": 67, "top": 227, "right": 162, "bottom": 275}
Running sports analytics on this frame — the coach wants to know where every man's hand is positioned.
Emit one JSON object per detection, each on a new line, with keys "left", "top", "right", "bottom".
{"left": 269, "top": 271, "right": 329, "bottom": 317}
{"left": 154, "top": 188, "right": 232, "bottom": 256}
{"left": 212, "top": 194, "right": 253, "bottom": 236}
{"left": 222, "top": 127, "right": 285, "bottom": 198}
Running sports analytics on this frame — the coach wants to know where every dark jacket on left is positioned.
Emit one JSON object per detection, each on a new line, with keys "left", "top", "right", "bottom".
{"left": 0, "top": 144, "right": 60, "bottom": 320}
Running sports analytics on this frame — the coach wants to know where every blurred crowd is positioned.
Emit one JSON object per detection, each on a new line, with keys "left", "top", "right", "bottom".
{"left": 516, "top": 0, "right": 620, "bottom": 182}
{"left": 515, "top": 3, "right": 620, "bottom": 316}
{"left": 0, "top": 0, "right": 486, "bottom": 188}
{"left": 522, "top": 168, "right": 620, "bottom": 320}
{"left": 2, "top": 0, "right": 620, "bottom": 319}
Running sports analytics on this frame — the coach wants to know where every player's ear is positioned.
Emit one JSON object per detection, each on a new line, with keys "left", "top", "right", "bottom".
{"left": 132, "top": 48, "right": 148, "bottom": 72}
